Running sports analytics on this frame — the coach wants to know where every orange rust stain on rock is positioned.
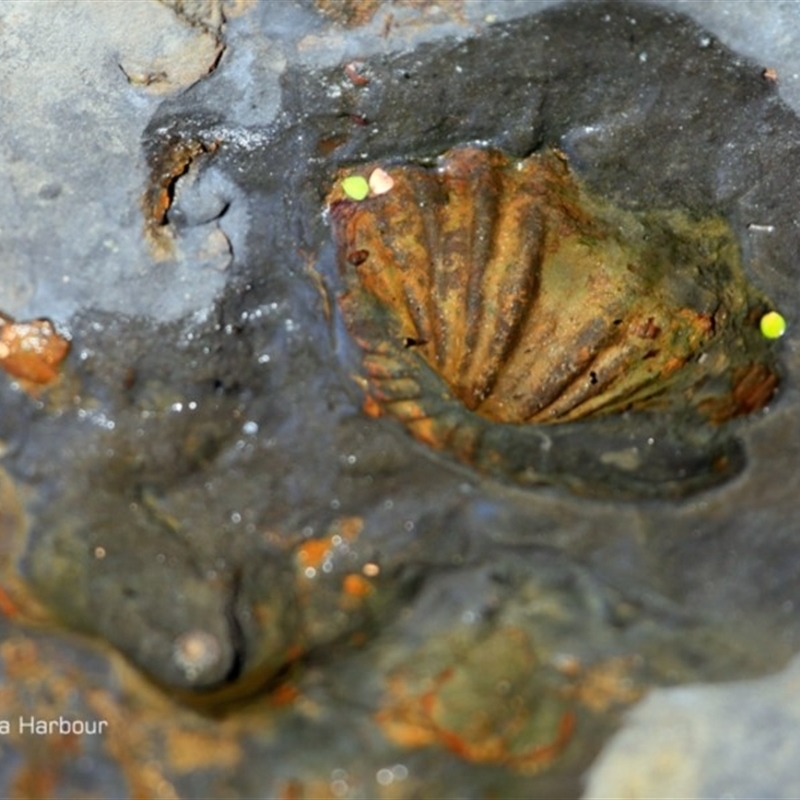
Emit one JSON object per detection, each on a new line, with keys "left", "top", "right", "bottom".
{"left": 0, "top": 585, "right": 20, "bottom": 619}
{"left": 0, "top": 620, "right": 303, "bottom": 798}
{"left": 377, "top": 663, "right": 575, "bottom": 773}
{"left": 143, "top": 137, "right": 219, "bottom": 259}
{"left": 332, "top": 516, "right": 364, "bottom": 542}
{"left": 0, "top": 637, "right": 42, "bottom": 683}
{"left": 166, "top": 727, "right": 242, "bottom": 773}
{"left": 296, "top": 538, "right": 332, "bottom": 571}
{"left": 566, "top": 655, "right": 644, "bottom": 713}
{"left": 362, "top": 393, "right": 383, "bottom": 418}
{"left": 10, "top": 763, "right": 59, "bottom": 800}
{"left": 295, "top": 517, "right": 364, "bottom": 572}
{"left": 278, "top": 778, "right": 337, "bottom": 800}
{"left": 376, "top": 625, "right": 575, "bottom": 774}
{"left": 406, "top": 417, "right": 439, "bottom": 448}
{"left": 342, "top": 573, "right": 373, "bottom": 598}
{"left": 0, "top": 468, "right": 55, "bottom": 626}
{"left": 730, "top": 362, "right": 779, "bottom": 415}
{"left": 343, "top": 60, "right": 370, "bottom": 86}
{"left": 86, "top": 686, "right": 182, "bottom": 800}
{"left": 0, "top": 317, "right": 69, "bottom": 385}
{"left": 376, "top": 674, "right": 441, "bottom": 749}
{"left": 269, "top": 681, "right": 301, "bottom": 708}
{"left": 315, "top": 0, "right": 381, "bottom": 27}
{"left": 660, "top": 355, "right": 686, "bottom": 378}
{"left": 700, "top": 361, "right": 780, "bottom": 423}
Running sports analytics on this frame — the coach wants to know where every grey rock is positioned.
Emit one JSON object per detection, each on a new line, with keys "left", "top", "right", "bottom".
{"left": 1, "top": 1, "right": 800, "bottom": 797}
{"left": 584, "top": 653, "right": 800, "bottom": 800}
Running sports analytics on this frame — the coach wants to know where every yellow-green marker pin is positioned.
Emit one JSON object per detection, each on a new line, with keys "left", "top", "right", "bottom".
{"left": 342, "top": 175, "right": 370, "bottom": 201}
{"left": 760, "top": 310, "right": 787, "bottom": 339}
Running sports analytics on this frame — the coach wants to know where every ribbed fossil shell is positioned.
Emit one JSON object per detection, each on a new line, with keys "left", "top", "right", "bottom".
{"left": 327, "top": 146, "right": 778, "bottom": 492}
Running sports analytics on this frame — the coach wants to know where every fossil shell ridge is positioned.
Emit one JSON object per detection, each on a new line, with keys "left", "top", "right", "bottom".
{"left": 327, "top": 146, "right": 779, "bottom": 494}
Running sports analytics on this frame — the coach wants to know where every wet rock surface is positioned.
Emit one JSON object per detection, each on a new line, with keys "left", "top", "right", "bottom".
{"left": 2, "top": 1, "right": 800, "bottom": 797}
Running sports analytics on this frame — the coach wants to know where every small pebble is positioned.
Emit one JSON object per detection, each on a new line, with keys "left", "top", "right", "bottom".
{"left": 173, "top": 630, "right": 222, "bottom": 680}
{"left": 369, "top": 168, "right": 394, "bottom": 195}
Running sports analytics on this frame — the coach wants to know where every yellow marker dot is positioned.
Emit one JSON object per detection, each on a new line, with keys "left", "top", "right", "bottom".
{"left": 341, "top": 175, "right": 370, "bottom": 201}
{"left": 760, "top": 310, "right": 787, "bottom": 339}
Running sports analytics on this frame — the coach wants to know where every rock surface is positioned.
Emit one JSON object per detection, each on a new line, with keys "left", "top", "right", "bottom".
{"left": 584, "top": 653, "right": 800, "bottom": 799}
{"left": 1, "top": 1, "right": 800, "bottom": 798}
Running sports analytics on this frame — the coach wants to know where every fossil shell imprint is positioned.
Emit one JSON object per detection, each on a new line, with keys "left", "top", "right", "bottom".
{"left": 326, "top": 146, "right": 779, "bottom": 491}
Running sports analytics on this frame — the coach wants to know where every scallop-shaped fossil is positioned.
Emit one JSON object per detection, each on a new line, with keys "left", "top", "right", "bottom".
{"left": 326, "top": 146, "right": 779, "bottom": 495}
